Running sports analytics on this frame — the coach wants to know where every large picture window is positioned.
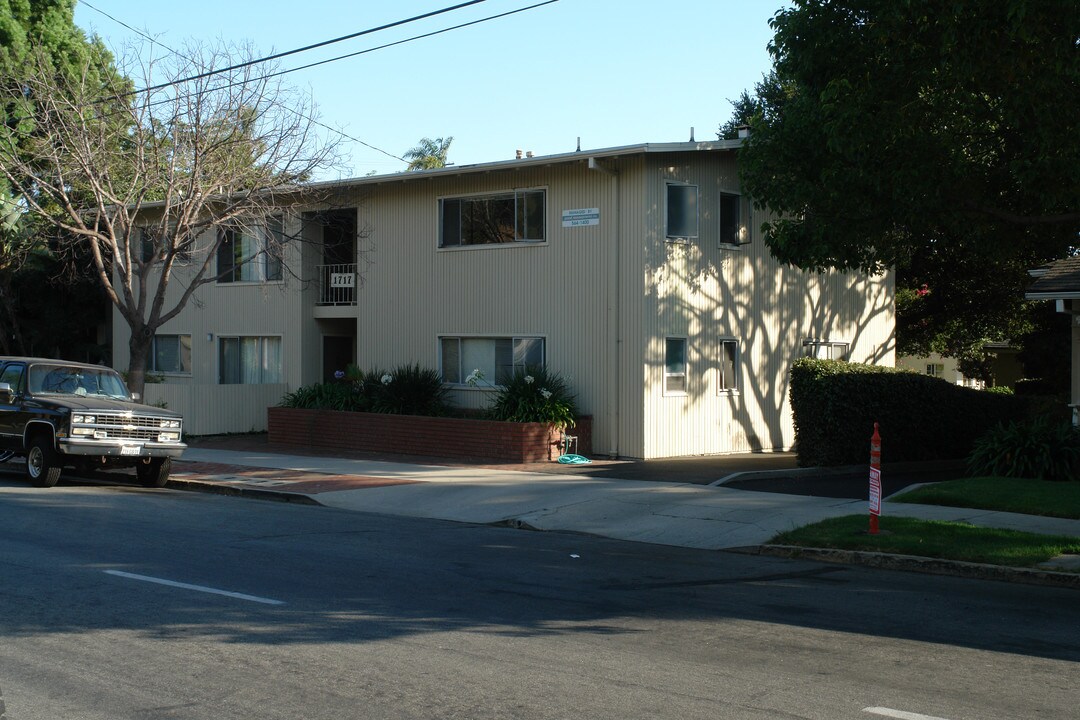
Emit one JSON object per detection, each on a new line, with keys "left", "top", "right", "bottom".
{"left": 802, "top": 339, "right": 850, "bottom": 361}
{"left": 664, "top": 337, "right": 688, "bottom": 394}
{"left": 439, "top": 190, "right": 545, "bottom": 247}
{"left": 666, "top": 183, "right": 698, "bottom": 241}
{"left": 217, "top": 218, "right": 284, "bottom": 282}
{"left": 219, "top": 336, "right": 282, "bottom": 384}
{"left": 440, "top": 336, "right": 545, "bottom": 385}
{"left": 151, "top": 334, "right": 192, "bottom": 374}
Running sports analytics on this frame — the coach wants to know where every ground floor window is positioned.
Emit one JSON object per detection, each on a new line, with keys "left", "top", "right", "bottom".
{"left": 440, "top": 336, "right": 545, "bottom": 385}
{"left": 219, "top": 336, "right": 282, "bottom": 384}
{"left": 151, "top": 334, "right": 192, "bottom": 374}
{"left": 718, "top": 339, "right": 739, "bottom": 392}
{"left": 802, "top": 339, "right": 849, "bottom": 361}
{"left": 664, "top": 337, "right": 688, "bottom": 394}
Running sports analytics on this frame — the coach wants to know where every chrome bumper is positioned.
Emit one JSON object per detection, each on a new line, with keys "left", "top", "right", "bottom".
{"left": 58, "top": 438, "right": 187, "bottom": 459}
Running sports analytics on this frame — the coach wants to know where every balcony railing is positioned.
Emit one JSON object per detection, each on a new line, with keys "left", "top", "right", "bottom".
{"left": 315, "top": 263, "right": 357, "bottom": 306}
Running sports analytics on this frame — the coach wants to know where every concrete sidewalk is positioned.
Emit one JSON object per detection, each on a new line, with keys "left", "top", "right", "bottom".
{"left": 172, "top": 447, "right": 1080, "bottom": 554}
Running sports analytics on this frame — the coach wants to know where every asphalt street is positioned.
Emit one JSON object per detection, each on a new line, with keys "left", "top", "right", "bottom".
{"left": 1, "top": 479, "right": 1076, "bottom": 720}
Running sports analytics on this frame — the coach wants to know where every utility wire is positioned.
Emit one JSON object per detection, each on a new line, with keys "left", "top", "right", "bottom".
{"left": 135, "top": 0, "right": 488, "bottom": 95}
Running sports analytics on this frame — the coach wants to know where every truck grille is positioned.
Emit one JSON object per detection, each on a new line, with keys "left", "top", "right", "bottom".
{"left": 89, "top": 413, "right": 181, "bottom": 442}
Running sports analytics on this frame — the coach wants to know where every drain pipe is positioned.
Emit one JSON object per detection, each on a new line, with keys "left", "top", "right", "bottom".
{"left": 589, "top": 156, "right": 621, "bottom": 458}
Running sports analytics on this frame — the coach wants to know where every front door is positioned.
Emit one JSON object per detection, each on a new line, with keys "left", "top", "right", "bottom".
{"left": 322, "top": 336, "right": 356, "bottom": 383}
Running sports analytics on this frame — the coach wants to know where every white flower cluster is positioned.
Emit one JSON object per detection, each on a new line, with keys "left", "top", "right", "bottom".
{"left": 465, "top": 368, "right": 485, "bottom": 386}
{"left": 380, "top": 373, "right": 393, "bottom": 385}
{"left": 524, "top": 375, "right": 535, "bottom": 384}
{"left": 540, "top": 388, "right": 553, "bottom": 400}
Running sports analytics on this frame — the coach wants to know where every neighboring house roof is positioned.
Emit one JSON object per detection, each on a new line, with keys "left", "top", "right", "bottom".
{"left": 1026, "top": 257, "right": 1080, "bottom": 300}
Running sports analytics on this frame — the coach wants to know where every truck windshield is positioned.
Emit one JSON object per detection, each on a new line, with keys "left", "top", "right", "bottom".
{"left": 28, "top": 364, "right": 131, "bottom": 399}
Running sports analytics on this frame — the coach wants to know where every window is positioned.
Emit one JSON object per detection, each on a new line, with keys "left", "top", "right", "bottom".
{"left": 719, "top": 193, "right": 742, "bottom": 246}
{"left": 440, "top": 336, "right": 545, "bottom": 385}
{"left": 802, "top": 340, "right": 850, "bottom": 361}
{"left": 0, "top": 363, "right": 25, "bottom": 393}
{"left": 926, "top": 363, "right": 944, "bottom": 378}
{"left": 439, "top": 190, "right": 545, "bottom": 247}
{"left": 218, "top": 336, "right": 282, "bottom": 384}
{"left": 718, "top": 339, "right": 739, "bottom": 392}
{"left": 665, "top": 337, "right": 688, "bottom": 393}
{"left": 666, "top": 183, "right": 698, "bottom": 241}
{"left": 151, "top": 334, "right": 192, "bottom": 374}
{"left": 217, "top": 219, "right": 285, "bottom": 282}
{"left": 139, "top": 226, "right": 193, "bottom": 263}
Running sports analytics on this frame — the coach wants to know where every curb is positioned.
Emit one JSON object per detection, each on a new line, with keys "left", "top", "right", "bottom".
{"left": 711, "top": 458, "right": 966, "bottom": 487}
{"left": 167, "top": 478, "right": 322, "bottom": 506}
{"left": 736, "top": 544, "right": 1080, "bottom": 590}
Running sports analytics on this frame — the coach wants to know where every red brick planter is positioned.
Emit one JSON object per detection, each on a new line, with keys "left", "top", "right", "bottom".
{"left": 268, "top": 407, "right": 592, "bottom": 463}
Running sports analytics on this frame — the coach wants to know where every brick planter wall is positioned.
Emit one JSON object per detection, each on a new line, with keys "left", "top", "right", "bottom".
{"left": 268, "top": 407, "right": 592, "bottom": 463}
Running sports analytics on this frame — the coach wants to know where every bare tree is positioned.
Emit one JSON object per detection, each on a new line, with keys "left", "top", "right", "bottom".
{"left": 0, "top": 41, "right": 341, "bottom": 394}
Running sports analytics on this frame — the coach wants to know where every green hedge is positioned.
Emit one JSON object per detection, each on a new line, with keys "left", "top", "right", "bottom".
{"left": 789, "top": 358, "right": 1057, "bottom": 467}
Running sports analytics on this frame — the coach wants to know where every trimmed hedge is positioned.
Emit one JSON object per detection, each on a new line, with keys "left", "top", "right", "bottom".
{"left": 789, "top": 358, "right": 1059, "bottom": 467}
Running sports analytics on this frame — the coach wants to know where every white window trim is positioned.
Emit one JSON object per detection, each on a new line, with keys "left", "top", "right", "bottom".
{"left": 664, "top": 181, "right": 699, "bottom": 243}
{"left": 802, "top": 339, "right": 850, "bottom": 361}
{"left": 437, "top": 187, "right": 549, "bottom": 251}
{"left": 717, "top": 337, "right": 740, "bottom": 395}
{"left": 664, "top": 336, "right": 689, "bottom": 396}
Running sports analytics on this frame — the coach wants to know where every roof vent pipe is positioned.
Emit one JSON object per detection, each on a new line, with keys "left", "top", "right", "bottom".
{"left": 690, "top": 127, "right": 695, "bottom": 142}
{"left": 515, "top": 149, "right": 523, "bottom": 159}
{"left": 526, "top": 150, "right": 534, "bottom": 158}
{"left": 737, "top": 124, "right": 751, "bottom": 139}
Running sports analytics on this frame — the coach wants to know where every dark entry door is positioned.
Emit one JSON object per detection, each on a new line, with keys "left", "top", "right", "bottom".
{"left": 323, "top": 336, "right": 355, "bottom": 382}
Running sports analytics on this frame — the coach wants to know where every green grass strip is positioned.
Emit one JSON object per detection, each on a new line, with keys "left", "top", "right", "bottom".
{"left": 893, "top": 476, "right": 1080, "bottom": 519}
{"left": 771, "top": 515, "right": 1080, "bottom": 568}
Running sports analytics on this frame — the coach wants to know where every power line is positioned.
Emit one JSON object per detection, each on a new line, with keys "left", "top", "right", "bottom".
{"left": 135, "top": 0, "right": 489, "bottom": 95}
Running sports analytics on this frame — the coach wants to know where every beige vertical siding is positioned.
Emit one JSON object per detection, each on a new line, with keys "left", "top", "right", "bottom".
{"left": 638, "top": 152, "right": 894, "bottom": 458}
{"left": 142, "top": 383, "right": 288, "bottom": 435}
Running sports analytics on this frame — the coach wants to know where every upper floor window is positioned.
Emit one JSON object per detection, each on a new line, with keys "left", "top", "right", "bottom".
{"left": 665, "top": 183, "right": 698, "bottom": 241}
{"left": 719, "top": 192, "right": 743, "bottom": 246}
{"left": 802, "top": 339, "right": 850, "bottom": 361}
{"left": 440, "top": 336, "right": 545, "bottom": 385}
{"left": 151, "top": 334, "right": 192, "bottom": 374}
{"left": 139, "top": 226, "right": 193, "bottom": 264}
{"left": 439, "top": 189, "right": 546, "bottom": 247}
{"left": 217, "top": 218, "right": 284, "bottom": 283}
{"left": 926, "top": 363, "right": 944, "bottom": 378}
{"left": 664, "top": 337, "right": 688, "bottom": 394}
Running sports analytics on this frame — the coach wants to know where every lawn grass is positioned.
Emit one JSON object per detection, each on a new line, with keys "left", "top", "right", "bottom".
{"left": 893, "top": 476, "right": 1080, "bottom": 519}
{"left": 771, "top": 515, "right": 1080, "bottom": 568}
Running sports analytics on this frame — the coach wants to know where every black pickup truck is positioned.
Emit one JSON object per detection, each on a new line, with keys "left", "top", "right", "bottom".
{"left": 0, "top": 357, "right": 187, "bottom": 487}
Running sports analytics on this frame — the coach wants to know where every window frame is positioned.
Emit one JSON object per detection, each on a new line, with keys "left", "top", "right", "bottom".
{"left": 665, "top": 182, "right": 699, "bottom": 242}
{"left": 439, "top": 335, "right": 547, "bottom": 387}
{"left": 216, "top": 218, "right": 286, "bottom": 284}
{"left": 717, "top": 338, "right": 739, "bottom": 394}
{"left": 718, "top": 192, "right": 744, "bottom": 248}
{"left": 217, "top": 335, "right": 283, "bottom": 384}
{"left": 438, "top": 188, "right": 548, "bottom": 249}
{"left": 802, "top": 339, "right": 850, "bottom": 361}
{"left": 664, "top": 336, "right": 689, "bottom": 395}
{"left": 150, "top": 334, "right": 193, "bottom": 375}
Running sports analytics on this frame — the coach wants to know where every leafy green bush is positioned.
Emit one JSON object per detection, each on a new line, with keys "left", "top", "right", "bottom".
{"left": 278, "top": 382, "right": 369, "bottom": 412}
{"left": 368, "top": 363, "right": 450, "bottom": 417}
{"left": 789, "top": 358, "right": 1056, "bottom": 467}
{"left": 985, "top": 385, "right": 1014, "bottom": 395}
{"left": 967, "top": 417, "right": 1080, "bottom": 481}
{"left": 489, "top": 366, "right": 579, "bottom": 429}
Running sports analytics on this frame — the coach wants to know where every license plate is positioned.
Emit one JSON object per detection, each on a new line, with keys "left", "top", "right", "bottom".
{"left": 120, "top": 445, "right": 142, "bottom": 456}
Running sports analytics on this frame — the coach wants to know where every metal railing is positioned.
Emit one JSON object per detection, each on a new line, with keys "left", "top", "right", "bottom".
{"left": 315, "top": 263, "right": 357, "bottom": 305}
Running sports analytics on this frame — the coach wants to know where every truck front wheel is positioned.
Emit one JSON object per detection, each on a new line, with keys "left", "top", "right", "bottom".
{"left": 27, "top": 436, "right": 62, "bottom": 488}
{"left": 136, "top": 457, "right": 171, "bottom": 488}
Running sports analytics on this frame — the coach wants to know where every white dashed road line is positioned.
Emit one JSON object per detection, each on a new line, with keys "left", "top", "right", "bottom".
{"left": 104, "top": 570, "right": 286, "bottom": 605}
{"left": 864, "top": 708, "right": 953, "bottom": 720}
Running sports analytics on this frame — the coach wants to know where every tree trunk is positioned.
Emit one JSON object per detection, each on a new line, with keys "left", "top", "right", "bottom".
{"left": 127, "top": 332, "right": 152, "bottom": 400}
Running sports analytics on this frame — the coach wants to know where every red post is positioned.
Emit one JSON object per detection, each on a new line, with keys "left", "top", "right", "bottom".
{"left": 869, "top": 422, "right": 882, "bottom": 535}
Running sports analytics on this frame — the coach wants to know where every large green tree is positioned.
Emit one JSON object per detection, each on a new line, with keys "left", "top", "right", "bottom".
{"left": 725, "top": 0, "right": 1079, "bottom": 377}
{"left": 0, "top": 0, "right": 122, "bottom": 356}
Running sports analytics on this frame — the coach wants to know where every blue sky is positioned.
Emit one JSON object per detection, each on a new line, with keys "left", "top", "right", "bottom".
{"left": 74, "top": 0, "right": 785, "bottom": 180}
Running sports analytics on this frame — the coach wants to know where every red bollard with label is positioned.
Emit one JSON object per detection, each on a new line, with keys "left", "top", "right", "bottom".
{"left": 869, "top": 423, "right": 882, "bottom": 535}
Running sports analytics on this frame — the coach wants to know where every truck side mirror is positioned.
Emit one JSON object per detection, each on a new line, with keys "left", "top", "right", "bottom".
{"left": 131, "top": 392, "right": 140, "bottom": 401}
{"left": 0, "top": 382, "right": 12, "bottom": 402}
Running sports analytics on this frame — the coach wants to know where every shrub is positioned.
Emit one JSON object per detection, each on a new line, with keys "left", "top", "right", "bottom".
{"left": 368, "top": 363, "right": 450, "bottom": 417}
{"left": 788, "top": 358, "right": 1052, "bottom": 467}
{"left": 985, "top": 385, "right": 1014, "bottom": 395}
{"left": 279, "top": 382, "right": 369, "bottom": 412}
{"left": 488, "top": 366, "right": 579, "bottom": 430}
{"left": 967, "top": 417, "right": 1080, "bottom": 481}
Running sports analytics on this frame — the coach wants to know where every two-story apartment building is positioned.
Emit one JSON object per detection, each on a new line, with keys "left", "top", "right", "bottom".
{"left": 116, "top": 140, "right": 895, "bottom": 459}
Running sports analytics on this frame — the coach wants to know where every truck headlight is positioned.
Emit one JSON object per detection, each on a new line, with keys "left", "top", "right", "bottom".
{"left": 159, "top": 419, "right": 181, "bottom": 429}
